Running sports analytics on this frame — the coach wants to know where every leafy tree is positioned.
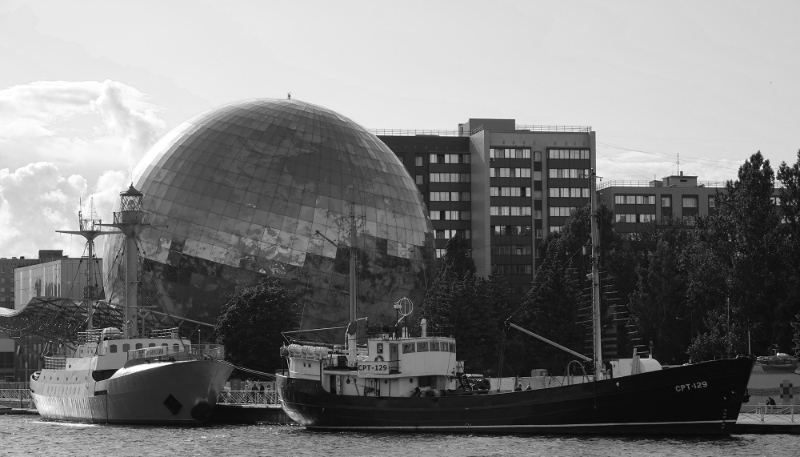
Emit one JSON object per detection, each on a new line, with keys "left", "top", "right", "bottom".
{"left": 215, "top": 276, "right": 300, "bottom": 373}
{"left": 419, "top": 235, "right": 507, "bottom": 374}
{"left": 686, "top": 152, "right": 787, "bottom": 358}
{"left": 777, "top": 151, "right": 800, "bottom": 356}
{"left": 628, "top": 222, "right": 693, "bottom": 364}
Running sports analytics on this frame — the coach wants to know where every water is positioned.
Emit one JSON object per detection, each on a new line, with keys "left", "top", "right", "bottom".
{"left": 2, "top": 415, "right": 799, "bottom": 457}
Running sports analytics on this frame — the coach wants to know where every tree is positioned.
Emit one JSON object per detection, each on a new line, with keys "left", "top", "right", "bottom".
{"left": 686, "top": 152, "right": 787, "bottom": 358}
{"left": 777, "top": 151, "right": 800, "bottom": 356}
{"left": 215, "top": 276, "right": 300, "bottom": 373}
{"left": 419, "top": 235, "right": 507, "bottom": 374}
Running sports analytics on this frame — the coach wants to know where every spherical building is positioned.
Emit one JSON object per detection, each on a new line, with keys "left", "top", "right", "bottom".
{"left": 103, "top": 99, "right": 435, "bottom": 332}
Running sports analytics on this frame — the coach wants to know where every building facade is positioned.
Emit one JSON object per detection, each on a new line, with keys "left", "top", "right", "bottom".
{"left": 597, "top": 173, "right": 723, "bottom": 238}
{"left": 14, "top": 257, "right": 103, "bottom": 309}
{"left": 0, "top": 257, "right": 38, "bottom": 309}
{"left": 378, "top": 118, "right": 596, "bottom": 302}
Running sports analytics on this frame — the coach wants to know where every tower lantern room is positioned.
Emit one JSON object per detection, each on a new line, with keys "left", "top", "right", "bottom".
{"left": 115, "top": 184, "right": 145, "bottom": 226}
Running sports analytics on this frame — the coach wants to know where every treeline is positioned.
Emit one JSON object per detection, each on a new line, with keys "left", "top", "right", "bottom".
{"left": 420, "top": 151, "right": 800, "bottom": 377}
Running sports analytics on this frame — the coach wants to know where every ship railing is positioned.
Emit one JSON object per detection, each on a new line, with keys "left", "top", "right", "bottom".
{"left": 189, "top": 344, "right": 225, "bottom": 361}
{"left": 127, "top": 343, "right": 187, "bottom": 361}
{"left": 739, "top": 403, "right": 799, "bottom": 423}
{"left": 217, "top": 390, "right": 279, "bottom": 405}
{"left": 149, "top": 327, "right": 180, "bottom": 339}
{"left": 77, "top": 329, "right": 104, "bottom": 345}
{"left": 43, "top": 356, "right": 67, "bottom": 370}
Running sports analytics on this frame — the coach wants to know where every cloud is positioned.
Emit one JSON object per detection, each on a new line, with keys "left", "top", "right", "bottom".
{"left": 0, "top": 80, "right": 166, "bottom": 171}
{"left": 0, "top": 80, "right": 167, "bottom": 258}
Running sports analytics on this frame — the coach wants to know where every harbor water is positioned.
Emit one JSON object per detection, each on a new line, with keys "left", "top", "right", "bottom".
{"left": 2, "top": 415, "right": 800, "bottom": 457}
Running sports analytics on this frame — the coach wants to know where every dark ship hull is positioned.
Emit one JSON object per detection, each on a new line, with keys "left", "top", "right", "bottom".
{"left": 278, "top": 357, "right": 753, "bottom": 435}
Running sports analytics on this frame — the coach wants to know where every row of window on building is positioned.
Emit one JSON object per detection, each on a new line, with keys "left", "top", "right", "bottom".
{"left": 491, "top": 245, "right": 533, "bottom": 255}
{"left": 429, "top": 211, "right": 471, "bottom": 220}
{"left": 490, "top": 168, "right": 532, "bottom": 178}
{"left": 434, "top": 229, "right": 471, "bottom": 240}
{"left": 428, "top": 173, "right": 471, "bottom": 183}
{"left": 490, "top": 206, "right": 533, "bottom": 217}
{"left": 492, "top": 225, "right": 544, "bottom": 239}
{"left": 615, "top": 214, "right": 656, "bottom": 223}
{"left": 548, "top": 149, "right": 591, "bottom": 160}
{"left": 430, "top": 191, "right": 471, "bottom": 201}
{"left": 549, "top": 188, "right": 590, "bottom": 198}
{"left": 490, "top": 148, "right": 535, "bottom": 160}
{"left": 549, "top": 168, "right": 591, "bottom": 179}
{"left": 490, "top": 187, "right": 532, "bottom": 197}
{"left": 422, "top": 154, "right": 471, "bottom": 165}
{"left": 613, "top": 195, "right": 707, "bottom": 208}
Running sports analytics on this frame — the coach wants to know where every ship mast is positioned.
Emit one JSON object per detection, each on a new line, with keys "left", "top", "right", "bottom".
{"left": 347, "top": 208, "right": 357, "bottom": 365}
{"left": 100, "top": 185, "right": 149, "bottom": 339}
{"left": 589, "top": 169, "right": 604, "bottom": 379}
{"left": 57, "top": 199, "right": 117, "bottom": 330}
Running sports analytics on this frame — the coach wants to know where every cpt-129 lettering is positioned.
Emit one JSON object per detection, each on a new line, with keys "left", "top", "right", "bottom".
{"left": 675, "top": 381, "right": 707, "bottom": 392}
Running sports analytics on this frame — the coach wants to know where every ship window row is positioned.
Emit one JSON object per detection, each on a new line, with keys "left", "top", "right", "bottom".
{"left": 490, "top": 206, "right": 532, "bottom": 217}
{"left": 615, "top": 195, "right": 656, "bottom": 205}
{"left": 429, "top": 153, "right": 470, "bottom": 164}
{"left": 490, "top": 168, "right": 531, "bottom": 178}
{"left": 549, "top": 207, "right": 577, "bottom": 217}
{"left": 494, "top": 264, "right": 533, "bottom": 274}
{"left": 402, "top": 341, "right": 456, "bottom": 353}
{"left": 491, "top": 225, "right": 532, "bottom": 236}
{"left": 430, "top": 191, "right": 470, "bottom": 202}
{"left": 549, "top": 168, "right": 590, "bottom": 179}
{"left": 489, "top": 148, "right": 532, "bottom": 159}
{"left": 490, "top": 187, "right": 532, "bottom": 197}
{"left": 430, "top": 210, "right": 471, "bottom": 221}
{"left": 549, "top": 149, "right": 591, "bottom": 159}
{"left": 105, "top": 342, "right": 178, "bottom": 353}
{"left": 615, "top": 213, "right": 656, "bottom": 223}
{"left": 435, "top": 229, "right": 470, "bottom": 240}
{"left": 429, "top": 173, "right": 471, "bottom": 183}
{"left": 549, "top": 188, "right": 590, "bottom": 198}
{"left": 491, "top": 245, "right": 533, "bottom": 255}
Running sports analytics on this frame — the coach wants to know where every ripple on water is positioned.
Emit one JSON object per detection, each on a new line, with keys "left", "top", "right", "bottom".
{"left": 1, "top": 416, "right": 799, "bottom": 457}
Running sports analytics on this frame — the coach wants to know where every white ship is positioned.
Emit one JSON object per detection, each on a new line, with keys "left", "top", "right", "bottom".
{"left": 29, "top": 185, "right": 233, "bottom": 424}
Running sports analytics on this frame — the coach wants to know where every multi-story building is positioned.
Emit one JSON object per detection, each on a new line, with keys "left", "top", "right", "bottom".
{"left": 14, "top": 257, "right": 103, "bottom": 309}
{"left": 0, "top": 257, "right": 38, "bottom": 309}
{"left": 597, "top": 173, "right": 724, "bottom": 238}
{"left": 377, "top": 118, "right": 596, "bottom": 302}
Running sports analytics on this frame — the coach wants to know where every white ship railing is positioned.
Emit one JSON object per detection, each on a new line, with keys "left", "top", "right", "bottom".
{"left": 217, "top": 390, "right": 279, "bottom": 405}
{"left": 739, "top": 404, "right": 799, "bottom": 422}
{"left": 43, "top": 356, "right": 66, "bottom": 369}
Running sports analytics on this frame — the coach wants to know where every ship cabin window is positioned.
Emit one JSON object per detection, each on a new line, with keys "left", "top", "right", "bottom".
{"left": 450, "top": 343, "right": 456, "bottom": 353}
{"left": 402, "top": 343, "right": 415, "bottom": 354}
{"left": 109, "top": 345, "right": 117, "bottom": 353}
{"left": 429, "top": 341, "right": 439, "bottom": 351}
{"left": 123, "top": 344, "right": 130, "bottom": 352}
{"left": 148, "top": 343, "right": 156, "bottom": 347}
{"left": 377, "top": 343, "right": 383, "bottom": 354}
{"left": 135, "top": 343, "right": 143, "bottom": 350}
{"left": 418, "top": 376, "right": 431, "bottom": 387}
{"left": 417, "top": 342, "right": 429, "bottom": 352}
{"left": 161, "top": 343, "right": 168, "bottom": 348}
{"left": 173, "top": 344, "right": 180, "bottom": 352}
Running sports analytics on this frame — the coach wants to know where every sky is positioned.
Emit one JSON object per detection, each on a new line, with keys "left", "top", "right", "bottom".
{"left": 1, "top": 0, "right": 798, "bottom": 259}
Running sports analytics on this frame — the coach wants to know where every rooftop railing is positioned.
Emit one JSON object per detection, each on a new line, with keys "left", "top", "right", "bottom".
{"left": 597, "top": 180, "right": 729, "bottom": 190}
{"left": 370, "top": 125, "right": 593, "bottom": 137}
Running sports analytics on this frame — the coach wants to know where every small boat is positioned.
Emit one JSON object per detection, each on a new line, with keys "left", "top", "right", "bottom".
{"left": 30, "top": 186, "right": 233, "bottom": 424}
{"left": 277, "top": 171, "right": 754, "bottom": 435}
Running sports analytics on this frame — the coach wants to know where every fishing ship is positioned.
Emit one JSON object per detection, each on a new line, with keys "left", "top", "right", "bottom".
{"left": 276, "top": 170, "right": 754, "bottom": 435}
{"left": 30, "top": 185, "right": 233, "bottom": 424}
